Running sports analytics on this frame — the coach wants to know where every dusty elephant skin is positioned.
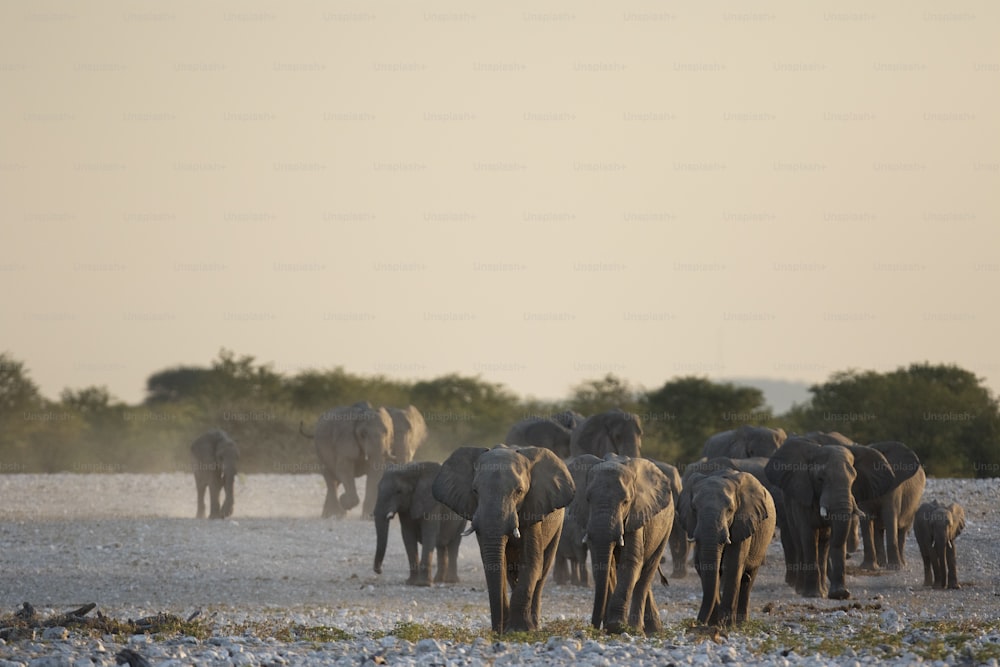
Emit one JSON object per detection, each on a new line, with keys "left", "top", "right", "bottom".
{"left": 914, "top": 499, "right": 966, "bottom": 589}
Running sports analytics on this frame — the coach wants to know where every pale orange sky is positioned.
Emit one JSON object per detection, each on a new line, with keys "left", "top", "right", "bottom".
{"left": 2, "top": 1, "right": 998, "bottom": 406}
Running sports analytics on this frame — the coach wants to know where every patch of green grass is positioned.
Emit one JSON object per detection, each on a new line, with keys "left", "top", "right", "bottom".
{"left": 372, "top": 621, "right": 485, "bottom": 644}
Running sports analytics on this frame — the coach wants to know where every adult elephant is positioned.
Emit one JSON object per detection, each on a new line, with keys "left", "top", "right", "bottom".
{"left": 505, "top": 410, "right": 585, "bottom": 459}
{"left": 678, "top": 469, "right": 775, "bottom": 627}
{"left": 569, "top": 454, "right": 675, "bottom": 635}
{"left": 302, "top": 401, "right": 394, "bottom": 519}
{"left": 190, "top": 429, "right": 239, "bottom": 519}
{"left": 432, "top": 445, "right": 575, "bottom": 633}
{"left": 765, "top": 437, "right": 895, "bottom": 599}
{"left": 702, "top": 425, "right": 786, "bottom": 459}
{"left": 679, "top": 456, "right": 786, "bottom": 582}
{"left": 569, "top": 409, "right": 643, "bottom": 458}
{"left": 914, "top": 499, "right": 965, "bottom": 589}
{"left": 388, "top": 405, "right": 427, "bottom": 464}
{"left": 373, "top": 461, "right": 466, "bottom": 586}
{"left": 857, "top": 441, "right": 926, "bottom": 571}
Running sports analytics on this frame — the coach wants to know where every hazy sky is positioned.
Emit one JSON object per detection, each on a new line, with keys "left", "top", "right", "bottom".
{"left": 3, "top": 2, "right": 998, "bottom": 407}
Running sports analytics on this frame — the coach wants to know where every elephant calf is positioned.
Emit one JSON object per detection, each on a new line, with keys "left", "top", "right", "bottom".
{"left": 679, "top": 470, "right": 775, "bottom": 627}
{"left": 373, "top": 461, "right": 466, "bottom": 586}
{"left": 190, "top": 429, "right": 239, "bottom": 519}
{"left": 914, "top": 499, "right": 965, "bottom": 589}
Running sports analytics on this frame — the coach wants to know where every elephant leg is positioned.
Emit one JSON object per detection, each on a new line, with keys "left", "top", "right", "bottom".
{"left": 208, "top": 480, "right": 222, "bottom": 519}
{"left": 444, "top": 537, "right": 461, "bottom": 583}
{"left": 881, "top": 514, "right": 899, "bottom": 569}
{"left": 338, "top": 471, "right": 361, "bottom": 514}
{"left": 826, "top": 523, "right": 851, "bottom": 600}
{"left": 629, "top": 538, "right": 667, "bottom": 634}
{"left": 932, "top": 541, "right": 947, "bottom": 588}
{"left": 552, "top": 553, "right": 569, "bottom": 585}
{"left": 321, "top": 471, "right": 345, "bottom": 518}
{"left": 419, "top": 521, "right": 439, "bottom": 586}
{"left": 859, "top": 515, "right": 878, "bottom": 570}
{"left": 735, "top": 566, "right": 759, "bottom": 624}
{"left": 195, "top": 478, "right": 207, "bottom": 519}
{"left": 896, "top": 526, "right": 909, "bottom": 567}
{"left": 946, "top": 541, "right": 960, "bottom": 589}
{"left": 718, "top": 542, "right": 750, "bottom": 627}
{"left": 797, "top": 527, "right": 823, "bottom": 598}
{"left": 669, "top": 527, "right": 688, "bottom": 579}
{"left": 400, "top": 520, "right": 422, "bottom": 585}
{"left": 916, "top": 531, "right": 934, "bottom": 586}
{"left": 360, "top": 465, "right": 382, "bottom": 519}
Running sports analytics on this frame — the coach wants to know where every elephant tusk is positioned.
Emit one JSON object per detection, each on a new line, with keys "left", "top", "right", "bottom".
{"left": 618, "top": 535, "right": 625, "bottom": 547}
{"left": 581, "top": 533, "right": 588, "bottom": 545}
{"left": 462, "top": 524, "right": 476, "bottom": 537}
{"left": 512, "top": 528, "right": 521, "bottom": 539}
{"left": 385, "top": 512, "right": 395, "bottom": 520}
{"left": 819, "top": 506, "right": 829, "bottom": 518}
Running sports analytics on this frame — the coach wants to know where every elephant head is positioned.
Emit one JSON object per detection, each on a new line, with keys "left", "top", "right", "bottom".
{"left": 388, "top": 405, "right": 427, "bottom": 465}
{"left": 677, "top": 469, "right": 775, "bottom": 625}
{"left": 432, "top": 445, "right": 575, "bottom": 632}
{"left": 570, "top": 409, "right": 643, "bottom": 458}
{"left": 569, "top": 454, "right": 674, "bottom": 632}
{"left": 373, "top": 461, "right": 439, "bottom": 575}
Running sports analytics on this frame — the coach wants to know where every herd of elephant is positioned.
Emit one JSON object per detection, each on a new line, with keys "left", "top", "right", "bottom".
{"left": 189, "top": 406, "right": 966, "bottom": 635}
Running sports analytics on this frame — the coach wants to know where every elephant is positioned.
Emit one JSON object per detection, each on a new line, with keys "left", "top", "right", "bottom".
{"left": 569, "top": 453, "right": 675, "bottom": 635}
{"left": 914, "top": 499, "right": 965, "bottom": 589}
{"left": 764, "top": 436, "right": 896, "bottom": 599}
{"left": 677, "top": 456, "right": 785, "bottom": 581}
{"left": 677, "top": 469, "right": 776, "bottom": 627}
{"left": 652, "top": 460, "right": 689, "bottom": 581}
{"left": 301, "top": 401, "right": 394, "bottom": 519}
{"left": 505, "top": 410, "right": 585, "bottom": 459}
{"left": 373, "top": 461, "right": 466, "bottom": 586}
{"left": 388, "top": 405, "right": 427, "bottom": 464}
{"left": 432, "top": 444, "right": 575, "bottom": 633}
{"left": 190, "top": 429, "right": 240, "bottom": 519}
{"left": 569, "top": 409, "right": 643, "bottom": 459}
{"left": 857, "top": 441, "right": 926, "bottom": 571}
{"left": 701, "top": 425, "right": 787, "bottom": 459}
{"left": 553, "top": 500, "right": 589, "bottom": 586}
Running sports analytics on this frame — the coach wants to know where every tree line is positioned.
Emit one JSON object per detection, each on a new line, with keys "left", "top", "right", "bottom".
{"left": 0, "top": 349, "right": 997, "bottom": 478}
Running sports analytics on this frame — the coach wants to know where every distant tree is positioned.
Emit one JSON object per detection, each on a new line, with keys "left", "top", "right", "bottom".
{"left": 567, "top": 374, "right": 642, "bottom": 416}
{"left": 642, "top": 376, "right": 772, "bottom": 464}
{"left": 0, "top": 352, "right": 44, "bottom": 414}
{"left": 145, "top": 366, "right": 216, "bottom": 404}
{"left": 800, "top": 363, "right": 1000, "bottom": 477}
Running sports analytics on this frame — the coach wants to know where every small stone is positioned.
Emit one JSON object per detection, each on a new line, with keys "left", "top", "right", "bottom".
{"left": 40, "top": 626, "right": 67, "bottom": 641}
{"left": 416, "top": 638, "right": 444, "bottom": 654}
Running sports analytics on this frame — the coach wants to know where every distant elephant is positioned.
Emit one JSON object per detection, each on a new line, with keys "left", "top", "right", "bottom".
{"left": 301, "top": 401, "right": 394, "bottom": 519}
{"left": 678, "top": 469, "right": 776, "bottom": 627}
{"left": 702, "top": 425, "right": 786, "bottom": 459}
{"left": 651, "top": 460, "right": 688, "bottom": 581}
{"left": 679, "top": 456, "right": 785, "bottom": 581}
{"left": 190, "top": 429, "right": 239, "bottom": 519}
{"left": 765, "top": 437, "right": 895, "bottom": 599}
{"left": 569, "top": 409, "right": 643, "bottom": 458}
{"left": 388, "top": 405, "right": 427, "bottom": 464}
{"left": 914, "top": 499, "right": 965, "bottom": 589}
{"left": 569, "top": 454, "right": 675, "bottom": 635}
{"left": 373, "top": 461, "right": 466, "bottom": 586}
{"left": 506, "top": 410, "right": 585, "bottom": 459}
{"left": 857, "top": 441, "right": 926, "bottom": 571}
{"left": 552, "top": 455, "right": 591, "bottom": 586}
{"left": 432, "top": 445, "right": 575, "bottom": 633}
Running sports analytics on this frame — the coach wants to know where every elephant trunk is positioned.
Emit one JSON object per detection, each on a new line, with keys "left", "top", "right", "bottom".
{"left": 220, "top": 465, "right": 235, "bottom": 519}
{"left": 590, "top": 542, "right": 615, "bottom": 630}
{"left": 480, "top": 536, "right": 509, "bottom": 633}
{"left": 695, "top": 541, "right": 724, "bottom": 624}
{"left": 373, "top": 507, "right": 392, "bottom": 575}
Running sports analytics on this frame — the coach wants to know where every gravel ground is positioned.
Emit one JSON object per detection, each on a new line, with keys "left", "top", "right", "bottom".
{"left": 0, "top": 473, "right": 998, "bottom": 665}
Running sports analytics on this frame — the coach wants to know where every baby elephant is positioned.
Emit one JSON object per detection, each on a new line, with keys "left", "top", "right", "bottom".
{"left": 190, "top": 429, "right": 239, "bottom": 519}
{"left": 678, "top": 470, "right": 776, "bottom": 627}
{"left": 914, "top": 499, "right": 965, "bottom": 589}
{"left": 373, "top": 461, "right": 466, "bottom": 586}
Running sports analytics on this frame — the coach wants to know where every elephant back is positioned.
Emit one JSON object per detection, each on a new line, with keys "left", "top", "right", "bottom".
{"left": 569, "top": 409, "right": 642, "bottom": 458}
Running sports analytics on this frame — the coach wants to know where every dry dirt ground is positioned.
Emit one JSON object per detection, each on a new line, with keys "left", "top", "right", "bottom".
{"left": 1, "top": 473, "right": 998, "bottom": 638}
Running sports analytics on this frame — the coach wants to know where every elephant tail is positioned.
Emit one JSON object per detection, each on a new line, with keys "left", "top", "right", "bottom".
{"left": 299, "top": 421, "right": 315, "bottom": 439}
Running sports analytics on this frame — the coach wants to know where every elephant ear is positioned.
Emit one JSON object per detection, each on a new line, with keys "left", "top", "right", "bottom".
{"left": 847, "top": 445, "right": 896, "bottom": 501}
{"left": 765, "top": 437, "right": 820, "bottom": 506}
{"left": 411, "top": 461, "right": 442, "bottom": 520}
{"left": 625, "top": 458, "right": 673, "bottom": 532}
{"left": 677, "top": 473, "right": 706, "bottom": 539}
{"left": 566, "top": 454, "right": 603, "bottom": 532}
{"left": 952, "top": 504, "right": 966, "bottom": 537}
{"left": 730, "top": 471, "right": 774, "bottom": 543}
{"left": 432, "top": 446, "right": 488, "bottom": 520}
{"left": 517, "top": 447, "right": 575, "bottom": 524}
{"left": 869, "top": 441, "right": 922, "bottom": 485}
